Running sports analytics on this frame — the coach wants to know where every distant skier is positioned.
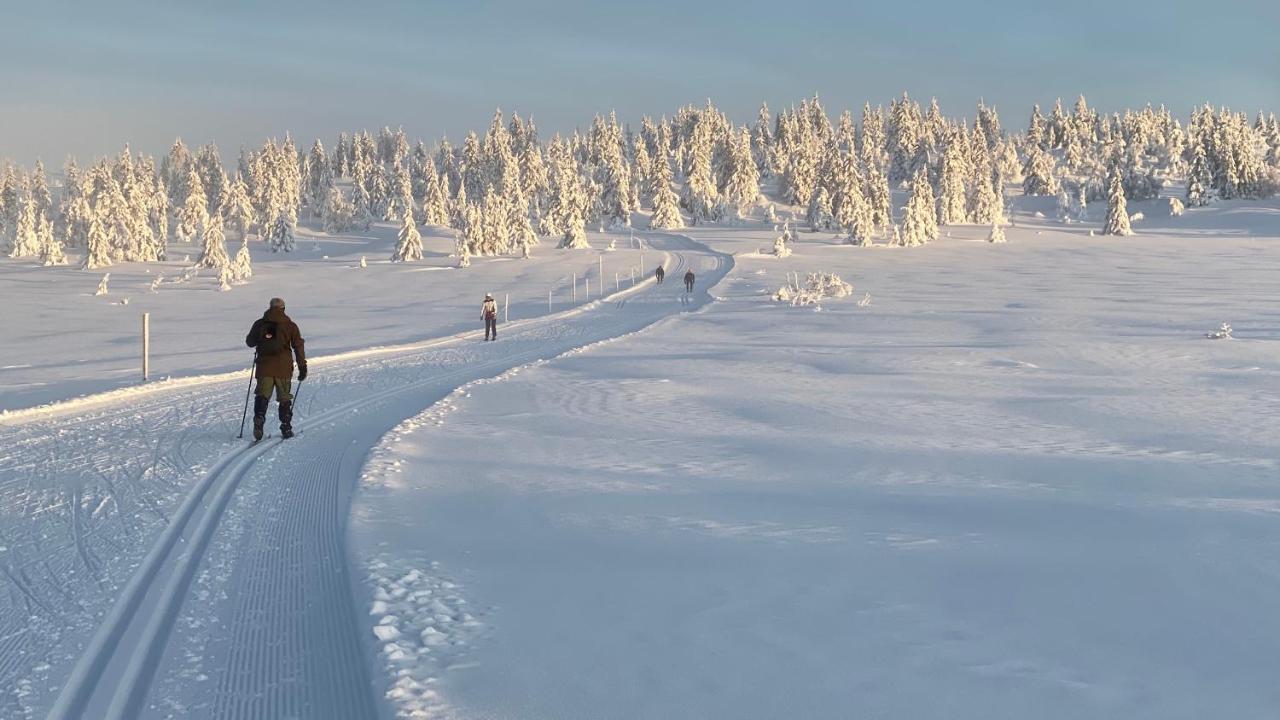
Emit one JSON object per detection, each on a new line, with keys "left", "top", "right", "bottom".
{"left": 245, "top": 297, "right": 307, "bottom": 440}
{"left": 655, "top": 265, "right": 665, "bottom": 284}
{"left": 482, "top": 293, "right": 499, "bottom": 341}
{"left": 684, "top": 269, "right": 695, "bottom": 293}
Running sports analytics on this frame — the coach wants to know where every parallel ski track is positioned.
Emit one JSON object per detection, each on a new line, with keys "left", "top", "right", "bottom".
{"left": 46, "top": 234, "right": 727, "bottom": 719}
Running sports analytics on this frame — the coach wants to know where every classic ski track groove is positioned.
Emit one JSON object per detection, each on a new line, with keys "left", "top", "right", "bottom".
{"left": 47, "top": 233, "right": 728, "bottom": 719}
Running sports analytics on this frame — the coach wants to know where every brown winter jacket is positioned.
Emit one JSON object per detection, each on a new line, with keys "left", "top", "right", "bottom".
{"left": 245, "top": 308, "right": 306, "bottom": 379}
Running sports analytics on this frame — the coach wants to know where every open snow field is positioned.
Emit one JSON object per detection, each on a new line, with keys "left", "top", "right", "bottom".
{"left": 2, "top": 197, "right": 1279, "bottom": 718}
{"left": 0, "top": 222, "right": 648, "bottom": 411}
{"left": 353, "top": 200, "right": 1280, "bottom": 718}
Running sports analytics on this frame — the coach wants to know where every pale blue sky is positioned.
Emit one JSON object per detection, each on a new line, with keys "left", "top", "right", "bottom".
{"left": 1, "top": 0, "right": 1276, "bottom": 165}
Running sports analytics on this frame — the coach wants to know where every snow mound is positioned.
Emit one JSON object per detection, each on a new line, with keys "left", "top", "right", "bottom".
{"left": 773, "top": 272, "right": 854, "bottom": 307}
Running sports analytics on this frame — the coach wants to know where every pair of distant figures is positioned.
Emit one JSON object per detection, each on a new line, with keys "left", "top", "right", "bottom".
{"left": 654, "top": 266, "right": 695, "bottom": 293}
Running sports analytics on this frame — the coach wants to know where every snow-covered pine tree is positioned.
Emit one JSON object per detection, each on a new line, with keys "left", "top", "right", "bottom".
{"left": 265, "top": 209, "right": 296, "bottom": 252}
{"left": 1021, "top": 143, "right": 1059, "bottom": 196}
{"left": 221, "top": 173, "right": 254, "bottom": 241}
{"left": 82, "top": 209, "right": 112, "bottom": 269}
{"left": 1101, "top": 164, "right": 1133, "bottom": 236}
{"left": 937, "top": 136, "right": 969, "bottom": 225}
{"left": 558, "top": 173, "right": 589, "bottom": 249}
{"left": 967, "top": 150, "right": 1000, "bottom": 224}
{"left": 352, "top": 183, "right": 374, "bottom": 230}
{"left": 391, "top": 208, "right": 423, "bottom": 262}
{"left": 987, "top": 221, "right": 1006, "bottom": 243}
{"left": 9, "top": 191, "right": 39, "bottom": 258}
{"left": 322, "top": 186, "right": 355, "bottom": 233}
{"left": 229, "top": 236, "right": 253, "bottom": 282}
{"left": 806, "top": 186, "right": 833, "bottom": 232}
{"left": 176, "top": 165, "right": 208, "bottom": 244}
{"left": 39, "top": 211, "right": 66, "bottom": 265}
{"left": 31, "top": 160, "right": 52, "bottom": 217}
{"left": 681, "top": 118, "right": 721, "bottom": 222}
{"left": 722, "top": 127, "right": 760, "bottom": 218}
{"left": 422, "top": 170, "right": 451, "bottom": 226}
{"left": 197, "top": 214, "right": 230, "bottom": 268}
{"left": 1186, "top": 141, "right": 1211, "bottom": 207}
{"left": 899, "top": 166, "right": 938, "bottom": 246}
{"left": 865, "top": 164, "right": 892, "bottom": 229}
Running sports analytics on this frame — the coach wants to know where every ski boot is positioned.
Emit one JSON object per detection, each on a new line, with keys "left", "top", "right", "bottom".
{"left": 252, "top": 395, "right": 269, "bottom": 441}
{"left": 279, "top": 399, "right": 294, "bottom": 439}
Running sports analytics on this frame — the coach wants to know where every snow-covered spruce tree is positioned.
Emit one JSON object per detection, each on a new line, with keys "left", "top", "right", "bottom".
{"left": 82, "top": 209, "right": 112, "bottom": 269}
{"left": 422, "top": 171, "right": 451, "bottom": 226}
{"left": 864, "top": 164, "right": 892, "bottom": 229}
{"left": 559, "top": 178, "right": 589, "bottom": 249}
{"left": 265, "top": 209, "right": 296, "bottom": 252}
{"left": 967, "top": 152, "right": 1000, "bottom": 225}
{"left": 1101, "top": 165, "right": 1133, "bottom": 236}
{"left": 987, "top": 221, "right": 1006, "bottom": 243}
{"left": 806, "top": 186, "right": 833, "bottom": 232}
{"left": 9, "top": 192, "right": 39, "bottom": 258}
{"left": 229, "top": 236, "right": 253, "bottom": 282}
{"left": 39, "top": 212, "right": 67, "bottom": 266}
{"left": 176, "top": 166, "right": 208, "bottom": 244}
{"left": 391, "top": 208, "right": 423, "bottom": 262}
{"left": 352, "top": 183, "right": 374, "bottom": 231}
{"left": 937, "top": 136, "right": 969, "bottom": 225}
{"left": 721, "top": 127, "right": 760, "bottom": 218}
{"left": 197, "top": 214, "right": 230, "bottom": 268}
{"left": 322, "top": 186, "right": 355, "bottom": 234}
{"left": 597, "top": 143, "right": 633, "bottom": 229}
{"left": 1021, "top": 143, "right": 1059, "bottom": 196}
{"left": 31, "top": 160, "right": 52, "bottom": 217}
{"left": 649, "top": 151, "right": 684, "bottom": 229}
{"left": 1186, "top": 142, "right": 1211, "bottom": 207}
{"left": 386, "top": 162, "right": 414, "bottom": 221}
{"left": 221, "top": 173, "right": 254, "bottom": 241}
{"left": 899, "top": 167, "right": 938, "bottom": 247}
{"left": 680, "top": 119, "right": 721, "bottom": 223}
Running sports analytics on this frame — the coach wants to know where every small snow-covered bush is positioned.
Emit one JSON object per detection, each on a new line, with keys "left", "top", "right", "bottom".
{"left": 95, "top": 273, "right": 110, "bottom": 296}
{"left": 1168, "top": 197, "right": 1185, "bottom": 217}
{"left": 773, "top": 271, "right": 853, "bottom": 307}
{"left": 1129, "top": 211, "right": 1145, "bottom": 223}
{"left": 1205, "top": 322, "right": 1233, "bottom": 340}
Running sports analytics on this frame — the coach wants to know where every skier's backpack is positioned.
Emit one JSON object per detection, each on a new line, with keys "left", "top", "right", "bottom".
{"left": 255, "top": 320, "right": 288, "bottom": 356}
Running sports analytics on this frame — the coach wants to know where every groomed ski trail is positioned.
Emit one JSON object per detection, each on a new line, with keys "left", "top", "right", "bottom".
{"left": 43, "top": 232, "right": 731, "bottom": 719}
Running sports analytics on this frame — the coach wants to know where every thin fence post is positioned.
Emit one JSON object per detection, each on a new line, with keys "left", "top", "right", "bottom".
{"left": 504, "top": 293, "right": 509, "bottom": 323}
{"left": 548, "top": 288, "right": 552, "bottom": 313}
{"left": 599, "top": 255, "right": 603, "bottom": 292}
{"left": 572, "top": 273, "right": 577, "bottom": 302}
{"left": 615, "top": 272, "right": 619, "bottom": 292}
{"left": 142, "top": 312, "right": 150, "bottom": 381}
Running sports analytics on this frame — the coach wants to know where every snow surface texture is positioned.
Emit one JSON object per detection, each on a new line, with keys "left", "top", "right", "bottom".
{"left": 353, "top": 199, "right": 1280, "bottom": 719}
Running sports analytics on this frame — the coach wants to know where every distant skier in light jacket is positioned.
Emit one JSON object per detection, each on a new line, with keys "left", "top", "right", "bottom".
{"left": 482, "top": 294, "right": 498, "bottom": 341}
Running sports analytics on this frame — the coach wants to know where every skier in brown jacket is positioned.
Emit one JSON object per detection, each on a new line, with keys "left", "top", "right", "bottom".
{"left": 245, "top": 297, "right": 307, "bottom": 440}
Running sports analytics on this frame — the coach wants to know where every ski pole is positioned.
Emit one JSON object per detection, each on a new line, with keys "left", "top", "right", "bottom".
{"left": 237, "top": 354, "right": 257, "bottom": 439}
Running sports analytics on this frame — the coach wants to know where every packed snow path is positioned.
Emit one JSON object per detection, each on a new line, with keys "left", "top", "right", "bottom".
{"left": 1, "top": 233, "right": 731, "bottom": 719}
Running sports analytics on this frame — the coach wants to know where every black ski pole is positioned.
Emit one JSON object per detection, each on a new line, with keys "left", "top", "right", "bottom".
{"left": 237, "top": 354, "right": 257, "bottom": 439}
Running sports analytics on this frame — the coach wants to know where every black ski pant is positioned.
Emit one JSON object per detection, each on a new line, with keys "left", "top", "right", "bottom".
{"left": 485, "top": 316, "right": 498, "bottom": 341}
{"left": 685, "top": 280, "right": 693, "bottom": 292}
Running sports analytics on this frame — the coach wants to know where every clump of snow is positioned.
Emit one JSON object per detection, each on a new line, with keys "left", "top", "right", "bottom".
{"left": 773, "top": 271, "right": 853, "bottom": 307}
{"left": 1129, "top": 211, "right": 1145, "bottom": 223}
{"left": 94, "top": 273, "right": 110, "bottom": 296}
{"left": 365, "top": 555, "right": 487, "bottom": 719}
{"left": 1168, "top": 197, "right": 1185, "bottom": 217}
{"left": 1205, "top": 322, "right": 1233, "bottom": 340}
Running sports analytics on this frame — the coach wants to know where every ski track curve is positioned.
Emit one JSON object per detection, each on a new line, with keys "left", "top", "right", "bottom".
{"left": 38, "top": 232, "right": 732, "bottom": 719}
